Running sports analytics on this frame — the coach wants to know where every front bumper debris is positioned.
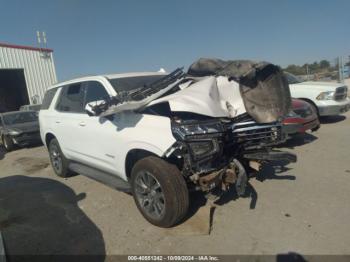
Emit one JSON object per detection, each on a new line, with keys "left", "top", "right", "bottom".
{"left": 192, "top": 158, "right": 248, "bottom": 196}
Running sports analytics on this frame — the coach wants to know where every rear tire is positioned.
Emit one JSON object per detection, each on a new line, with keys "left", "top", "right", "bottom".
{"left": 3, "top": 135, "right": 14, "bottom": 152}
{"left": 131, "top": 156, "right": 189, "bottom": 227}
{"left": 48, "top": 138, "right": 72, "bottom": 178}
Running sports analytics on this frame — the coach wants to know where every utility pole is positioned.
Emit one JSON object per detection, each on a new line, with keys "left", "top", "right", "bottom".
{"left": 338, "top": 56, "right": 344, "bottom": 83}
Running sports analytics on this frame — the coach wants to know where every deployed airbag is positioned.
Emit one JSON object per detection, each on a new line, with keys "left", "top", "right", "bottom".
{"left": 188, "top": 58, "right": 292, "bottom": 123}
{"left": 149, "top": 77, "right": 231, "bottom": 118}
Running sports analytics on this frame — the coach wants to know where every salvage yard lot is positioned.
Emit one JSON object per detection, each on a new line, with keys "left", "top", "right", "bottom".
{"left": 1, "top": 112, "right": 350, "bottom": 256}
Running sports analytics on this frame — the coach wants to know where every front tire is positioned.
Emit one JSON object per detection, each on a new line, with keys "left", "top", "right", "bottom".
{"left": 48, "top": 138, "right": 72, "bottom": 178}
{"left": 131, "top": 156, "right": 189, "bottom": 227}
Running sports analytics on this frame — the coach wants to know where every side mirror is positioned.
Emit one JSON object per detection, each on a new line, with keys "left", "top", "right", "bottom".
{"left": 84, "top": 100, "right": 105, "bottom": 117}
{"left": 85, "top": 103, "right": 97, "bottom": 116}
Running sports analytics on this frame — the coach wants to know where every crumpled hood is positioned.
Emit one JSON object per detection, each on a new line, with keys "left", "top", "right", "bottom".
{"left": 98, "top": 58, "right": 291, "bottom": 123}
{"left": 148, "top": 76, "right": 246, "bottom": 118}
{"left": 188, "top": 58, "right": 292, "bottom": 123}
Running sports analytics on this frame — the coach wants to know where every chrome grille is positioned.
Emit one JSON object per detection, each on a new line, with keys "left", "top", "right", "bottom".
{"left": 335, "top": 86, "right": 348, "bottom": 101}
{"left": 228, "top": 120, "right": 284, "bottom": 149}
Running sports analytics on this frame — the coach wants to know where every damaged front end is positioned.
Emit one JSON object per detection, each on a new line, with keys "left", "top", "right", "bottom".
{"left": 164, "top": 112, "right": 296, "bottom": 199}
{"left": 89, "top": 58, "right": 297, "bottom": 199}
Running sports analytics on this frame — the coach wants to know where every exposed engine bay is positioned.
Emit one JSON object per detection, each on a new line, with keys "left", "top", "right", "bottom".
{"left": 88, "top": 58, "right": 297, "bottom": 199}
{"left": 164, "top": 112, "right": 295, "bottom": 198}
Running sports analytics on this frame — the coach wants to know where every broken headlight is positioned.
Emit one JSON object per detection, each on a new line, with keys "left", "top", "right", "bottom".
{"left": 188, "top": 140, "right": 221, "bottom": 161}
{"left": 171, "top": 120, "right": 224, "bottom": 161}
{"left": 8, "top": 129, "right": 22, "bottom": 136}
{"left": 171, "top": 120, "right": 224, "bottom": 140}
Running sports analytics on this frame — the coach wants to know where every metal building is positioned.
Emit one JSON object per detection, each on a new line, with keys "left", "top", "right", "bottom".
{"left": 0, "top": 42, "right": 57, "bottom": 112}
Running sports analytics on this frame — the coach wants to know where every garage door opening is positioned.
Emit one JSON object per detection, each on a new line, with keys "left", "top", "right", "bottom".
{"left": 0, "top": 69, "right": 29, "bottom": 112}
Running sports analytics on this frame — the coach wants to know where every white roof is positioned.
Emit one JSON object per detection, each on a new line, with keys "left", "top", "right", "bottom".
{"left": 104, "top": 71, "right": 166, "bottom": 79}
{"left": 50, "top": 71, "right": 167, "bottom": 89}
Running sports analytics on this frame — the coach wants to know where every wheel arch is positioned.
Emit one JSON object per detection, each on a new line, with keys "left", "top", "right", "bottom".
{"left": 297, "top": 97, "right": 319, "bottom": 115}
{"left": 45, "top": 132, "right": 56, "bottom": 148}
{"left": 124, "top": 148, "right": 158, "bottom": 179}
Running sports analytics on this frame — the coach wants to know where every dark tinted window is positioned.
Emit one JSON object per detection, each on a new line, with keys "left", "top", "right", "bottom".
{"left": 108, "top": 75, "right": 165, "bottom": 93}
{"left": 41, "top": 88, "right": 58, "bottom": 110}
{"left": 2, "top": 112, "right": 38, "bottom": 125}
{"left": 56, "top": 83, "right": 84, "bottom": 113}
{"left": 84, "top": 81, "right": 109, "bottom": 106}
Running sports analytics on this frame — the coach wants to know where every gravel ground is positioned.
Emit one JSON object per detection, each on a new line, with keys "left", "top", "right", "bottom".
{"left": 0, "top": 112, "right": 350, "bottom": 258}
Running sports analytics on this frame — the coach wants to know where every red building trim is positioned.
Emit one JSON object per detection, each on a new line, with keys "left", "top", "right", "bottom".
{"left": 0, "top": 42, "right": 53, "bottom": 52}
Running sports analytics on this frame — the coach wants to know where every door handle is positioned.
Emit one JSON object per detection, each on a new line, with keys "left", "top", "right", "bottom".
{"left": 79, "top": 122, "right": 86, "bottom": 127}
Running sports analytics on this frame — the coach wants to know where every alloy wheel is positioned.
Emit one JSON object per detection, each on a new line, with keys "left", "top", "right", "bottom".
{"left": 134, "top": 170, "right": 166, "bottom": 219}
{"left": 50, "top": 144, "right": 63, "bottom": 174}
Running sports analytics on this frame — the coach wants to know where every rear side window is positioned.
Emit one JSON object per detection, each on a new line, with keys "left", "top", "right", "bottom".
{"left": 56, "top": 83, "right": 85, "bottom": 113}
{"left": 41, "top": 88, "right": 58, "bottom": 110}
{"left": 84, "top": 81, "right": 109, "bottom": 106}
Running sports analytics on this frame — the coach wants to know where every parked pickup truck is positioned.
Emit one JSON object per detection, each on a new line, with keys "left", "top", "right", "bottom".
{"left": 285, "top": 72, "right": 350, "bottom": 116}
{"left": 40, "top": 58, "right": 296, "bottom": 227}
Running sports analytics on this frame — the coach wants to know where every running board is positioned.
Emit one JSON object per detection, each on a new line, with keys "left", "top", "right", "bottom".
{"left": 69, "top": 162, "right": 131, "bottom": 193}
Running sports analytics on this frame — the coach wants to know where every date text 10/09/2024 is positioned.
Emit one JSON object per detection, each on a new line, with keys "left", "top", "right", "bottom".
{"left": 127, "top": 256, "right": 220, "bottom": 261}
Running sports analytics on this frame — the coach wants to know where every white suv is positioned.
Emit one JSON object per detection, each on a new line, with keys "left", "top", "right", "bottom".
{"left": 40, "top": 63, "right": 295, "bottom": 227}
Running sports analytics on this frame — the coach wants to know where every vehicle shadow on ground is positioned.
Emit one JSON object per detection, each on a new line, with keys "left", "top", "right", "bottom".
{"left": 279, "top": 133, "right": 318, "bottom": 149}
{"left": 24, "top": 142, "right": 44, "bottom": 149}
{"left": 0, "top": 175, "right": 105, "bottom": 261}
{"left": 16, "top": 142, "right": 44, "bottom": 151}
{"left": 184, "top": 159, "right": 296, "bottom": 222}
{"left": 276, "top": 252, "right": 307, "bottom": 262}
{"left": 320, "top": 115, "right": 346, "bottom": 124}
{"left": 216, "top": 161, "right": 296, "bottom": 209}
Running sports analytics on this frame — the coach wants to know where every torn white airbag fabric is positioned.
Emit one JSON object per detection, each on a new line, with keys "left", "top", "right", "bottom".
{"left": 188, "top": 58, "right": 292, "bottom": 123}
{"left": 148, "top": 77, "right": 240, "bottom": 118}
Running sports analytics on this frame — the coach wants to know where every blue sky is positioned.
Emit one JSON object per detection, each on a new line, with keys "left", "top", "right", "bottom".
{"left": 0, "top": 0, "right": 349, "bottom": 81}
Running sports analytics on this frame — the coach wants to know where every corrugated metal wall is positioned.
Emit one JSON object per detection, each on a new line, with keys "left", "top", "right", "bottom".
{"left": 0, "top": 46, "right": 57, "bottom": 104}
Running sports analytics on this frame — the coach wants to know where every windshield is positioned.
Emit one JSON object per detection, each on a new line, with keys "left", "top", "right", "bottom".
{"left": 3, "top": 112, "right": 38, "bottom": 125}
{"left": 284, "top": 72, "right": 303, "bottom": 84}
{"left": 108, "top": 75, "right": 166, "bottom": 93}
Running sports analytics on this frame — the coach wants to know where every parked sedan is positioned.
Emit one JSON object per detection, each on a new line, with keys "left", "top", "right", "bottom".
{"left": 283, "top": 99, "right": 320, "bottom": 135}
{"left": 0, "top": 111, "right": 41, "bottom": 151}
